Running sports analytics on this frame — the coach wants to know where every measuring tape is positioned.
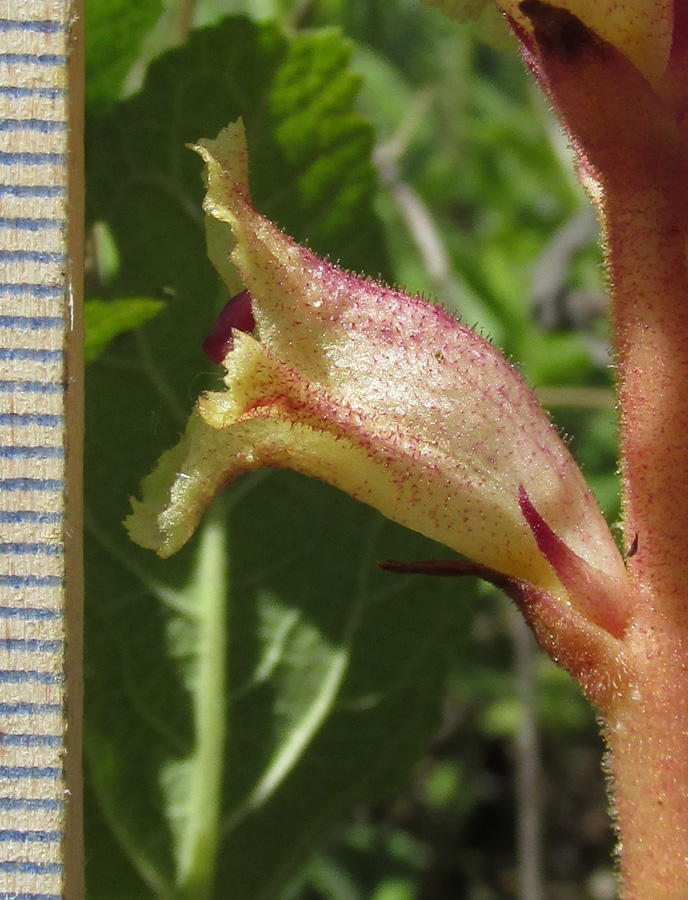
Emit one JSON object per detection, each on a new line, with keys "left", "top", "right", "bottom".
{"left": 0, "top": 2, "right": 82, "bottom": 898}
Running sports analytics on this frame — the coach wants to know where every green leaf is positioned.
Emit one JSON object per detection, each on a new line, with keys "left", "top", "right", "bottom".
{"left": 85, "top": 16, "right": 470, "bottom": 900}
{"left": 84, "top": 298, "right": 166, "bottom": 364}
{"left": 85, "top": 0, "right": 164, "bottom": 108}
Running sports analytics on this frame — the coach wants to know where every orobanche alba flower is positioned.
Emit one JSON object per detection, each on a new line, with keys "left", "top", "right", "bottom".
{"left": 125, "top": 0, "right": 688, "bottom": 888}
{"left": 126, "top": 120, "right": 631, "bottom": 672}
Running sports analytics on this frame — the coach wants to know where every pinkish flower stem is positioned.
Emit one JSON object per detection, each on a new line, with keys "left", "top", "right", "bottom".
{"left": 600, "top": 151, "right": 688, "bottom": 898}
{"left": 506, "top": 10, "right": 688, "bottom": 886}
{"left": 611, "top": 184, "right": 688, "bottom": 627}
{"left": 602, "top": 638, "right": 688, "bottom": 899}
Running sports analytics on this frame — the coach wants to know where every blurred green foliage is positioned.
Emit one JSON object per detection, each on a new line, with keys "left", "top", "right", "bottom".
{"left": 84, "top": 0, "right": 618, "bottom": 898}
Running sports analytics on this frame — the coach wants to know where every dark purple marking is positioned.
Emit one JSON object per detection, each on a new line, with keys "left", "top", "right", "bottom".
{"left": 203, "top": 290, "right": 255, "bottom": 364}
{"left": 518, "top": 484, "right": 631, "bottom": 638}
{"left": 517, "top": 484, "right": 565, "bottom": 567}
{"left": 519, "top": 0, "right": 598, "bottom": 58}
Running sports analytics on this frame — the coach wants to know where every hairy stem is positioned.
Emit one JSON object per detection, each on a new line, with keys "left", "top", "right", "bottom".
{"left": 512, "top": 13, "right": 688, "bottom": 890}
{"left": 602, "top": 628, "right": 688, "bottom": 900}
{"left": 602, "top": 128, "right": 688, "bottom": 900}
{"left": 610, "top": 184, "right": 688, "bottom": 627}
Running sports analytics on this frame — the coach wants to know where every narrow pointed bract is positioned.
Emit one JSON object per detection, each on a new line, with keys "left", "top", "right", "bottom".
{"left": 518, "top": 486, "right": 631, "bottom": 638}
{"left": 126, "top": 119, "right": 629, "bottom": 638}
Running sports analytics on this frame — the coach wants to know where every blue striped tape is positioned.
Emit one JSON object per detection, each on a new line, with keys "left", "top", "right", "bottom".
{"left": 0, "top": 894, "right": 61, "bottom": 900}
{"left": 0, "top": 218, "right": 64, "bottom": 231}
{"left": 0, "top": 604, "right": 63, "bottom": 618}
{"left": 0, "top": 542, "right": 62, "bottom": 555}
{"left": 0, "top": 577, "right": 63, "bottom": 590}
{"left": 0, "top": 861, "right": 63, "bottom": 875}
{"left": 0, "top": 20, "right": 66, "bottom": 34}
{"left": 0, "top": 287, "right": 64, "bottom": 301}
{"left": 0, "top": 766, "right": 61, "bottom": 780}
{"left": 0, "top": 152, "right": 66, "bottom": 165}
{"left": 0, "top": 829, "right": 63, "bottom": 843}
{"left": 0, "top": 511, "right": 62, "bottom": 524}
{"left": 0, "top": 445, "right": 64, "bottom": 457}
{"left": 0, "top": 249, "right": 65, "bottom": 261}
{"left": 0, "top": 315, "right": 64, "bottom": 328}
{"left": 0, "top": 797, "right": 64, "bottom": 811}
{"left": 0, "top": 639, "right": 63, "bottom": 652}
{"left": 0, "top": 349, "right": 62, "bottom": 363}
{"left": 0, "top": 703, "right": 62, "bottom": 715}
{"left": 0, "top": 119, "right": 67, "bottom": 133}
{"left": 0, "top": 671, "right": 64, "bottom": 686}
{"left": 0, "top": 86, "right": 65, "bottom": 99}
{"left": 0, "top": 384, "right": 64, "bottom": 395}
{"left": 0, "top": 478, "right": 64, "bottom": 490}
{"left": 0, "top": 734, "right": 63, "bottom": 748}
{"left": 0, "top": 54, "right": 67, "bottom": 66}
{"left": 0, "top": 414, "right": 63, "bottom": 427}
{"left": 0, "top": 185, "right": 65, "bottom": 199}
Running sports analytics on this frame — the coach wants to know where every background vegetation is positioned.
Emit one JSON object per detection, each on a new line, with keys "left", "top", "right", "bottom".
{"left": 83, "top": 1, "right": 619, "bottom": 897}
